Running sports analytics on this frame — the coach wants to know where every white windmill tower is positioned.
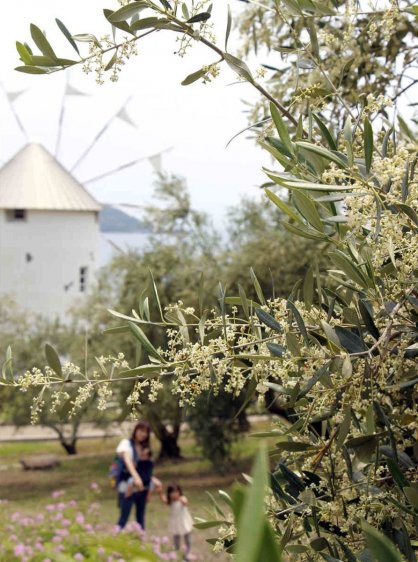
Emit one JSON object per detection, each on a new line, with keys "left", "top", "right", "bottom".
{"left": 0, "top": 143, "right": 101, "bottom": 320}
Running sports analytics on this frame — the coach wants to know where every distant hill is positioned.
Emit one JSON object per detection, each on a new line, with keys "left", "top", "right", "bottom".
{"left": 99, "top": 205, "right": 150, "bottom": 233}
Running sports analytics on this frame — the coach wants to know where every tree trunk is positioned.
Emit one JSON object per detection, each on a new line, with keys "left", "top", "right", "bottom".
{"left": 237, "top": 410, "right": 250, "bottom": 432}
{"left": 136, "top": 402, "right": 183, "bottom": 461}
{"left": 61, "top": 440, "right": 77, "bottom": 455}
{"left": 158, "top": 430, "right": 182, "bottom": 461}
{"left": 46, "top": 423, "right": 79, "bottom": 455}
{"left": 148, "top": 415, "right": 182, "bottom": 460}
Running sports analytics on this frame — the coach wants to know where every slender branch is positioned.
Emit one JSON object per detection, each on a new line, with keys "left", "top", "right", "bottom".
{"left": 46, "top": 29, "right": 157, "bottom": 74}
{"left": 44, "top": 422, "right": 64, "bottom": 440}
{"left": 160, "top": 14, "right": 301, "bottom": 127}
{"left": 312, "top": 427, "right": 339, "bottom": 472}
{"left": 392, "top": 78, "right": 418, "bottom": 102}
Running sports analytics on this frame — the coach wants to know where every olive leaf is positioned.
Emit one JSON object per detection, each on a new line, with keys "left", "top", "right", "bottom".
{"left": 270, "top": 102, "right": 294, "bottom": 155}
{"left": 44, "top": 343, "right": 63, "bottom": 377}
{"left": 225, "top": 4, "right": 232, "bottom": 51}
{"left": 30, "top": 24, "right": 58, "bottom": 62}
{"left": 256, "top": 309, "right": 283, "bottom": 332}
{"left": 362, "top": 521, "right": 403, "bottom": 562}
{"left": 181, "top": 68, "right": 206, "bottom": 86}
{"left": 266, "top": 342, "right": 286, "bottom": 357}
{"left": 129, "top": 322, "right": 162, "bottom": 360}
{"left": 187, "top": 12, "right": 211, "bottom": 23}
{"left": 108, "top": 1, "right": 148, "bottom": 22}
{"left": 364, "top": 117, "right": 373, "bottom": 174}
{"left": 234, "top": 445, "right": 271, "bottom": 562}
{"left": 16, "top": 41, "right": 33, "bottom": 64}
{"left": 15, "top": 65, "right": 49, "bottom": 74}
{"left": 265, "top": 189, "right": 302, "bottom": 223}
{"left": 292, "top": 190, "right": 324, "bottom": 232}
{"left": 224, "top": 53, "right": 254, "bottom": 83}
{"left": 335, "top": 326, "right": 368, "bottom": 353}
{"left": 287, "top": 300, "right": 309, "bottom": 344}
{"left": 56, "top": 18, "right": 80, "bottom": 54}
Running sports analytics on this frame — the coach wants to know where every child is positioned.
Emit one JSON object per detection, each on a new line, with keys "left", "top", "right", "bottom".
{"left": 125, "top": 447, "right": 153, "bottom": 498}
{"left": 160, "top": 484, "right": 193, "bottom": 562}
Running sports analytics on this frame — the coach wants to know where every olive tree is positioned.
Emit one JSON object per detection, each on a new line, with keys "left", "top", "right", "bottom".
{"left": 0, "top": 297, "right": 111, "bottom": 454}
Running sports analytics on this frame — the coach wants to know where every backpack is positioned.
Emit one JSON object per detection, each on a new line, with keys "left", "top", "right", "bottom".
{"left": 108, "top": 454, "right": 124, "bottom": 489}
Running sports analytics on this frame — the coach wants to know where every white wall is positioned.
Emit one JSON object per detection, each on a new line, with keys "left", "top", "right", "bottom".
{"left": 0, "top": 209, "right": 100, "bottom": 321}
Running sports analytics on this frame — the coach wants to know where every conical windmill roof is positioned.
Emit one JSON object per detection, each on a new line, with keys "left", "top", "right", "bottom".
{"left": 0, "top": 143, "right": 101, "bottom": 212}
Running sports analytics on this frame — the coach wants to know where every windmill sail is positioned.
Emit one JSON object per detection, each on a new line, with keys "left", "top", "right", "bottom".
{"left": 55, "top": 77, "right": 89, "bottom": 157}
{"left": 84, "top": 147, "right": 172, "bottom": 184}
{"left": 71, "top": 96, "right": 135, "bottom": 173}
{"left": 2, "top": 84, "right": 28, "bottom": 140}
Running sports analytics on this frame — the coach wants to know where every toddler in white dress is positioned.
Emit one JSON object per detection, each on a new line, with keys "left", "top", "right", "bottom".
{"left": 160, "top": 483, "right": 193, "bottom": 561}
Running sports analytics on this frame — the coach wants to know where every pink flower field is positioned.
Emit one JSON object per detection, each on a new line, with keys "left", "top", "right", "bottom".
{"left": 0, "top": 487, "right": 181, "bottom": 562}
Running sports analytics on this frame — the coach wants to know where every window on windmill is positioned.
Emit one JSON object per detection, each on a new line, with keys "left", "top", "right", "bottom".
{"left": 6, "top": 209, "right": 27, "bottom": 221}
{"left": 79, "top": 266, "right": 88, "bottom": 293}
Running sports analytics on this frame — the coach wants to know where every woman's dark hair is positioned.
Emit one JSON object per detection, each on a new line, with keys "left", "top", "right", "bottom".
{"left": 167, "top": 483, "right": 183, "bottom": 504}
{"left": 131, "top": 421, "right": 151, "bottom": 448}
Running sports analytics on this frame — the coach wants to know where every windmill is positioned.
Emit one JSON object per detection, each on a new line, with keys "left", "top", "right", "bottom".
{"left": 0, "top": 77, "right": 171, "bottom": 320}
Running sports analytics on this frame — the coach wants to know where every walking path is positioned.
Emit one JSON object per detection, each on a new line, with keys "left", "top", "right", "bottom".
{"left": 0, "top": 422, "right": 131, "bottom": 442}
{"left": 0, "top": 415, "right": 269, "bottom": 443}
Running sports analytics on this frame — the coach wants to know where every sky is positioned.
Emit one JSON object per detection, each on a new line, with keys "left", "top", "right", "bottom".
{"left": 0, "top": 0, "right": 271, "bottom": 222}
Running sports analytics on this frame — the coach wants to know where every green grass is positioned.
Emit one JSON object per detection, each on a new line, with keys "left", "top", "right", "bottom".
{"left": 0, "top": 435, "right": 122, "bottom": 460}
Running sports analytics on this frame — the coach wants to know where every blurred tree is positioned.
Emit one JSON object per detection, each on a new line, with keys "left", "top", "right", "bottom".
{"left": 0, "top": 297, "right": 109, "bottom": 455}
{"left": 225, "top": 195, "right": 316, "bottom": 299}
{"left": 187, "top": 389, "right": 250, "bottom": 474}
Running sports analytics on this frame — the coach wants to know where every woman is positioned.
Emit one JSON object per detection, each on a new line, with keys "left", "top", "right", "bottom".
{"left": 115, "top": 421, "right": 161, "bottom": 530}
